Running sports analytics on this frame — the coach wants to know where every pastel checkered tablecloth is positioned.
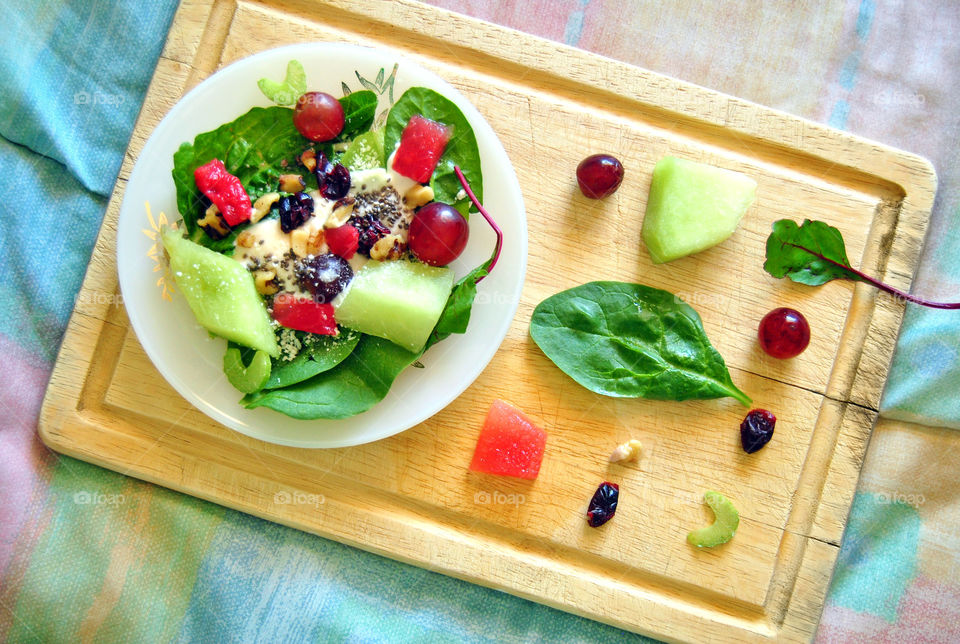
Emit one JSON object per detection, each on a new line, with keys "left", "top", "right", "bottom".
{"left": 2, "top": 1, "right": 959, "bottom": 642}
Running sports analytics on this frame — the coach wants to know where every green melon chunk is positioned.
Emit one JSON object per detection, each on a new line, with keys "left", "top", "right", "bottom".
{"left": 641, "top": 156, "right": 757, "bottom": 264}
{"left": 687, "top": 491, "right": 740, "bottom": 548}
{"left": 223, "top": 347, "right": 272, "bottom": 393}
{"left": 341, "top": 129, "right": 385, "bottom": 171}
{"left": 161, "top": 228, "right": 279, "bottom": 357}
{"left": 335, "top": 259, "right": 455, "bottom": 353}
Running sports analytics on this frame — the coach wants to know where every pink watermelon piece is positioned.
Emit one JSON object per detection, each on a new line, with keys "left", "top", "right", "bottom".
{"left": 391, "top": 114, "right": 452, "bottom": 183}
{"left": 469, "top": 400, "right": 547, "bottom": 480}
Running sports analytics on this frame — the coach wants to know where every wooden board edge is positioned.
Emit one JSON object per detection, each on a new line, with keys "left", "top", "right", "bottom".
{"left": 41, "top": 411, "right": 785, "bottom": 644}
{"left": 316, "top": 0, "right": 936, "bottom": 197}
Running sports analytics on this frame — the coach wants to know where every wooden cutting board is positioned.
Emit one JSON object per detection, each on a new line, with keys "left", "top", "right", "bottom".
{"left": 39, "top": 0, "right": 936, "bottom": 641}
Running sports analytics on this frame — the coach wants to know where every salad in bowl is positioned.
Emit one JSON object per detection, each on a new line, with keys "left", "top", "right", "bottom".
{"left": 117, "top": 44, "right": 526, "bottom": 447}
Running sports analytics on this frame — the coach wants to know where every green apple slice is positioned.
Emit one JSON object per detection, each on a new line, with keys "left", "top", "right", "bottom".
{"left": 687, "top": 491, "right": 739, "bottom": 548}
{"left": 641, "top": 156, "right": 757, "bottom": 264}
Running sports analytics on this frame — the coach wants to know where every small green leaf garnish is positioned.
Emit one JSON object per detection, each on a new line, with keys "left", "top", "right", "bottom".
{"left": 687, "top": 491, "right": 739, "bottom": 548}
{"left": 257, "top": 60, "right": 307, "bottom": 106}
{"left": 224, "top": 347, "right": 272, "bottom": 393}
{"left": 764, "top": 219, "right": 960, "bottom": 309}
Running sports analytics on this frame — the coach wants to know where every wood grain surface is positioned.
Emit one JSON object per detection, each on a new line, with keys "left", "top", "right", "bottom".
{"left": 39, "top": 1, "right": 937, "bottom": 641}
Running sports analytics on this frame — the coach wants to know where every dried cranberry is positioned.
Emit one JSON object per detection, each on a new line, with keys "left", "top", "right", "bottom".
{"left": 296, "top": 253, "right": 353, "bottom": 303}
{"left": 740, "top": 409, "right": 776, "bottom": 454}
{"left": 315, "top": 152, "right": 351, "bottom": 200}
{"left": 278, "top": 192, "right": 314, "bottom": 232}
{"left": 587, "top": 482, "right": 619, "bottom": 527}
{"left": 350, "top": 214, "right": 391, "bottom": 257}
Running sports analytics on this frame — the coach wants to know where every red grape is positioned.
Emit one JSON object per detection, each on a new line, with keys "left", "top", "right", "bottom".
{"left": 758, "top": 308, "right": 810, "bottom": 359}
{"left": 408, "top": 202, "right": 469, "bottom": 266}
{"left": 293, "top": 92, "right": 344, "bottom": 142}
{"left": 576, "top": 154, "right": 624, "bottom": 199}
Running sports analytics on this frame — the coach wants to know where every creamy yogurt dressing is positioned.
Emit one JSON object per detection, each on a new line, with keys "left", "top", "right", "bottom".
{"left": 232, "top": 166, "right": 417, "bottom": 298}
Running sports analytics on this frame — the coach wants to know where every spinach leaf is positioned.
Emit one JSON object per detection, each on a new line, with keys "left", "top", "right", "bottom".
{"left": 337, "top": 90, "right": 377, "bottom": 141}
{"left": 263, "top": 330, "right": 361, "bottom": 390}
{"left": 384, "top": 87, "right": 482, "bottom": 213}
{"left": 171, "top": 106, "right": 309, "bottom": 251}
{"left": 529, "top": 282, "right": 751, "bottom": 405}
{"left": 424, "top": 262, "right": 489, "bottom": 351}
{"left": 422, "top": 164, "right": 503, "bottom": 353}
{"left": 423, "top": 255, "right": 491, "bottom": 352}
{"left": 242, "top": 335, "right": 419, "bottom": 419}
{"left": 763, "top": 219, "right": 861, "bottom": 286}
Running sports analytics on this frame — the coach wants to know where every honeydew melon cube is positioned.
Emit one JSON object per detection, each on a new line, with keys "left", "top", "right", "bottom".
{"left": 334, "top": 259, "right": 455, "bottom": 353}
{"left": 161, "top": 228, "right": 279, "bottom": 357}
{"left": 641, "top": 156, "right": 757, "bottom": 264}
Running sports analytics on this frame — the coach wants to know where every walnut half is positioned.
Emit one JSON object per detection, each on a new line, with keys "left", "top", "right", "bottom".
{"left": 369, "top": 234, "right": 406, "bottom": 261}
{"left": 253, "top": 269, "right": 278, "bottom": 295}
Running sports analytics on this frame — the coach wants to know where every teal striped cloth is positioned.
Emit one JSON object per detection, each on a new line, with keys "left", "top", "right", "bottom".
{"left": 3, "top": 1, "right": 960, "bottom": 643}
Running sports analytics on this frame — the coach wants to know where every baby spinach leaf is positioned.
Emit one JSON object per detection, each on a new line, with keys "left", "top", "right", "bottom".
{"left": 384, "top": 87, "right": 482, "bottom": 212}
{"left": 529, "top": 282, "right": 751, "bottom": 405}
{"left": 422, "top": 166, "right": 503, "bottom": 353}
{"left": 763, "top": 219, "right": 861, "bottom": 286}
{"left": 172, "top": 106, "right": 309, "bottom": 251}
{"left": 337, "top": 90, "right": 377, "bottom": 141}
{"left": 263, "top": 330, "right": 361, "bottom": 390}
{"left": 423, "top": 260, "right": 490, "bottom": 352}
{"left": 242, "top": 335, "right": 418, "bottom": 419}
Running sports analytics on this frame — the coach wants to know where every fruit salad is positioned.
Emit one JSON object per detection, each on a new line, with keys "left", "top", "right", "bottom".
{"left": 160, "top": 60, "right": 500, "bottom": 420}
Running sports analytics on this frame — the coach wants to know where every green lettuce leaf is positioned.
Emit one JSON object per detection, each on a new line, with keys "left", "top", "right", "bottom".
{"left": 171, "top": 106, "right": 309, "bottom": 252}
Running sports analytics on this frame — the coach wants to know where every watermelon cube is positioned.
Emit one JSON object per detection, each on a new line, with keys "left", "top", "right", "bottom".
{"left": 469, "top": 400, "right": 547, "bottom": 480}
{"left": 391, "top": 114, "right": 452, "bottom": 183}
{"left": 271, "top": 294, "right": 337, "bottom": 335}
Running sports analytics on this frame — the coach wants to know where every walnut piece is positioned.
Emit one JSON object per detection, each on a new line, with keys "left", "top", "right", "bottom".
{"left": 197, "top": 204, "right": 230, "bottom": 239}
{"left": 278, "top": 174, "right": 305, "bottom": 193}
{"left": 253, "top": 269, "right": 278, "bottom": 295}
{"left": 403, "top": 184, "right": 434, "bottom": 209}
{"left": 306, "top": 228, "right": 325, "bottom": 256}
{"left": 236, "top": 230, "right": 256, "bottom": 248}
{"left": 609, "top": 439, "right": 642, "bottom": 463}
{"left": 290, "top": 227, "right": 310, "bottom": 257}
{"left": 369, "top": 234, "right": 406, "bottom": 261}
{"left": 251, "top": 192, "right": 280, "bottom": 223}
{"left": 324, "top": 197, "right": 356, "bottom": 229}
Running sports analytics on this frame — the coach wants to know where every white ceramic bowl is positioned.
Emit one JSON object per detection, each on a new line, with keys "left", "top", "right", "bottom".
{"left": 117, "top": 43, "right": 526, "bottom": 448}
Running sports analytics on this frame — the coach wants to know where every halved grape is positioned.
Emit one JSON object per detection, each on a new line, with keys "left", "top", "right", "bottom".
{"left": 408, "top": 202, "right": 469, "bottom": 266}
{"left": 293, "top": 92, "right": 344, "bottom": 142}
